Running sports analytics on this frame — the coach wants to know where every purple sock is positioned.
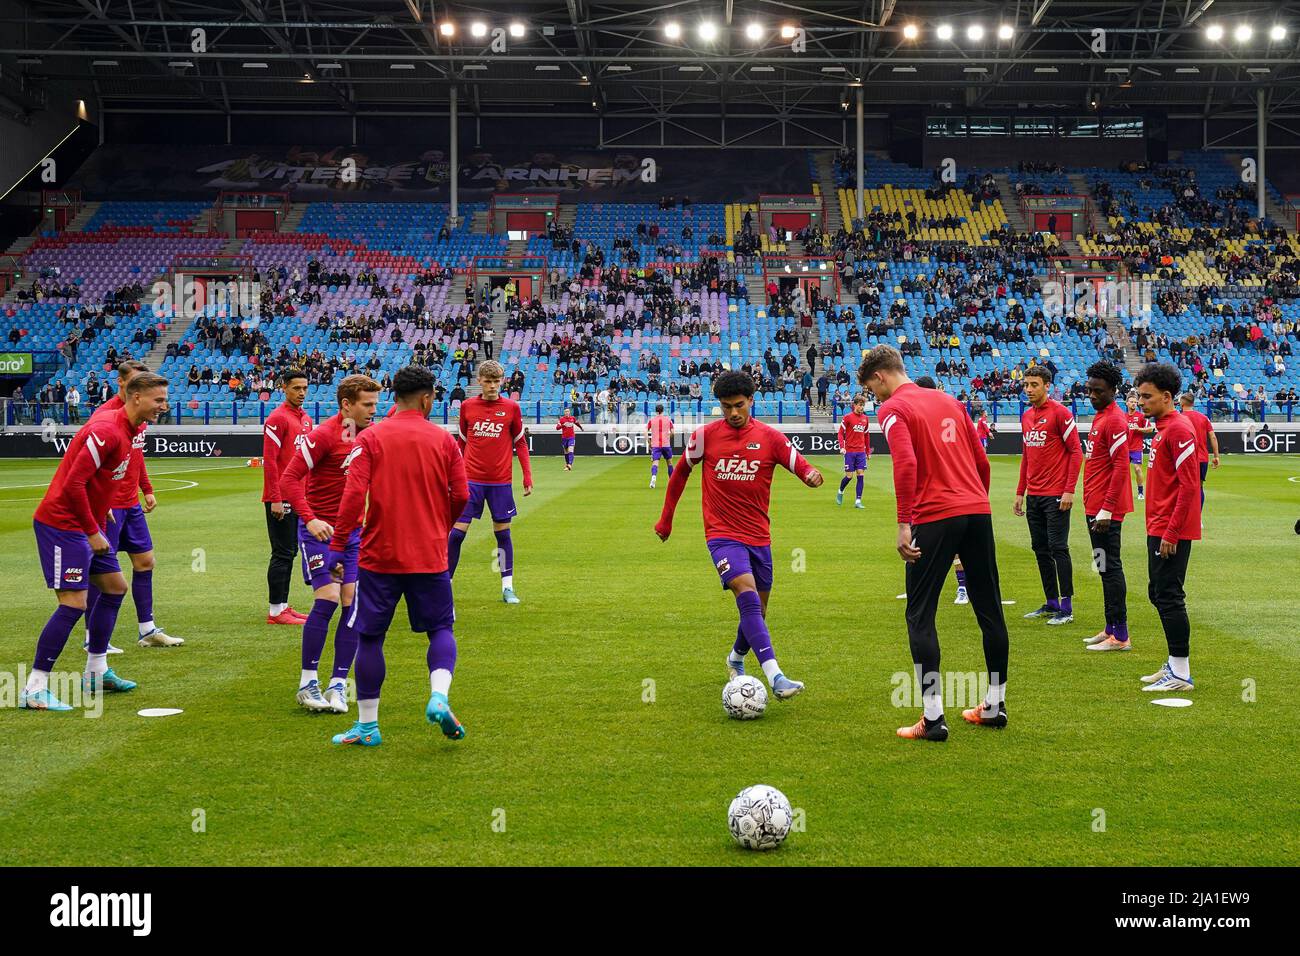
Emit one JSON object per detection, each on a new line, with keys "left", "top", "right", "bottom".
{"left": 85, "top": 584, "right": 100, "bottom": 629}
{"left": 301, "top": 598, "right": 338, "bottom": 670}
{"left": 651, "top": 461, "right": 659, "bottom": 477}
{"left": 666, "top": 463, "right": 673, "bottom": 476}
{"left": 1105, "top": 623, "right": 1115, "bottom": 636}
{"left": 331, "top": 609, "right": 358, "bottom": 681}
{"left": 566, "top": 452, "right": 574, "bottom": 466}
{"left": 131, "top": 569, "right": 154, "bottom": 624}
{"left": 955, "top": 568, "right": 967, "bottom": 588}
{"left": 1060, "top": 595, "right": 1073, "bottom": 615}
{"left": 736, "top": 590, "right": 775, "bottom": 664}
{"left": 839, "top": 475, "right": 852, "bottom": 492}
{"left": 855, "top": 475, "right": 864, "bottom": 499}
{"left": 354, "top": 631, "right": 387, "bottom": 701}
{"left": 494, "top": 528, "right": 514, "bottom": 577}
{"left": 34, "top": 604, "right": 85, "bottom": 671}
{"left": 426, "top": 626, "right": 457, "bottom": 674}
{"left": 732, "top": 622, "right": 750, "bottom": 657}
{"left": 86, "top": 591, "right": 124, "bottom": 654}
{"left": 1114, "top": 623, "right": 1129, "bottom": 642}
{"left": 1046, "top": 598, "right": 1060, "bottom": 612}
{"left": 447, "top": 527, "right": 466, "bottom": 577}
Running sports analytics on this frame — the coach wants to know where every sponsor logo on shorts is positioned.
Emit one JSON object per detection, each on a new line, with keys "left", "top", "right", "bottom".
{"left": 308, "top": 554, "right": 325, "bottom": 571}
{"left": 715, "top": 557, "right": 731, "bottom": 575}
{"left": 64, "top": 567, "right": 84, "bottom": 583}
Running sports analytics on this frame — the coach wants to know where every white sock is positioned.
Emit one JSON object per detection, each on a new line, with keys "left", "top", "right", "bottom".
{"left": 761, "top": 658, "right": 782, "bottom": 683}
{"left": 270, "top": 602, "right": 287, "bottom": 616}
{"left": 1169, "top": 656, "right": 1191, "bottom": 680}
{"left": 138, "top": 620, "right": 156, "bottom": 636}
{"left": 25, "top": 669, "right": 49, "bottom": 694}
{"left": 501, "top": 574, "right": 513, "bottom": 591}
{"left": 430, "top": 668, "right": 452, "bottom": 696}
{"left": 300, "top": 669, "right": 318, "bottom": 687}
{"left": 727, "top": 650, "right": 744, "bottom": 664}
{"left": 985, "top": 680, "right": 1006, "bottom": 708}
{"left": 358, "top": 698, "right": 379, "bottom": 723}
{"left": 917, "top": 664, "right": 944, "bottom": 720}
{"left": 86, "top": 653, "right": 108, "bottom": 678}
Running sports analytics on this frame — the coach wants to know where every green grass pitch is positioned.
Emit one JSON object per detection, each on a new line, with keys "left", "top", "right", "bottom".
{"left": 0, "top": 452, "right": 1296, "bottom": 866}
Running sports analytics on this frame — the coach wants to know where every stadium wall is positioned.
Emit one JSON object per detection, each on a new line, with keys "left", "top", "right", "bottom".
{"left": 3, "top": 423, "right": 1298, "bottom": 459}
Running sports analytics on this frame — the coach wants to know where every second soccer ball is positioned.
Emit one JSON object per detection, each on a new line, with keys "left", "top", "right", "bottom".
{"left": 722, "top": 675, "right": 767, "bottom": 720}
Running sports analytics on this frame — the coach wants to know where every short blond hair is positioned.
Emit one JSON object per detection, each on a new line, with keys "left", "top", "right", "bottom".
{"left": 477, "top": 359, "right": 506, "bottom": 381}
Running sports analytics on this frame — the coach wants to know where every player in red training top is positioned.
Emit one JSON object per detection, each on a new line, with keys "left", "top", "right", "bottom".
{"left": 1125, "top": 394, "right": 1155, "bottom": 500}
{"left": 1135, "top": 364, "right": 1202, "bottom": 693}
{"left": 1014, "top": 365, "right": 1083, "bottom": 626}
{"left": 857, "top": 346, "right": 1010, "bottom": 743}
{"left": 326, "top": 366, "right": 469, "bottom": 748}
{"left": 555, "top": 406, "right": 584, "bottom": 471}
{"left": 280, "top": 374, "right": 381, "bottom": 715}
{"left": 448, "top": 360, "right": 532, "bottom": 604}
{"left": 22, "top": 373, "right": 169, "bottom": 711}
{"left": 646, "top": 405, "right": 674, "bottom": 489}
{"left": 835, "top": 393, "right": 871, "bottom": 509}
{"left": 85, "top": 360, "right": 184, "bottom": 651}
{"left": 1081, "top": 363, "right": 1135, "bottom": 652}
{"left": 975, "top": 410, "right": 995, "bottom": 449}
{"left": 655, "top": 372, "right": 823, "bottom": 700}
{"left": 262, "top": 369, "right": 314, "bottom": 626}
{"left": 1178, "top": 392, "right": 1220, "bottom": 510}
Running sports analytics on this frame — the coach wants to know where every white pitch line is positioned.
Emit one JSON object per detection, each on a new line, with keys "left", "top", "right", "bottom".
{"left": 0, "top": 461, "right": 251, "bottom": 490}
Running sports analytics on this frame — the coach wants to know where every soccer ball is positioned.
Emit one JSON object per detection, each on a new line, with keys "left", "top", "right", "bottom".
{"left": 721, "top": 675, "right": 767, "bottom": 720}
{"left": 727, "top": 784, "right": 793, "bottom": 851}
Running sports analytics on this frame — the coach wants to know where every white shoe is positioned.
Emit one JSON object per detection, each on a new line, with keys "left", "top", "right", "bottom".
{"left": 954, "top": 587, "right": 968, "bottom": 605}
{"left": 296, "top": 679, "right": 333, "bottom": 712}
{"left": 649, "top": 478, "right": 656, "bottom": 489}
{"left": 325, "top": 682, "right": 349, "bottom": 714}
{"left": 895, "top": 592, "right": 907, "bottom": 600}
{"left": 1142, "top": 666, "right": 1194, "bottom": 692}
{"left": 83, "top": 636, "right": 124, "bottom": 655}
{"left": 138, "top": 627, "right": 185, "bottom": 647}
{"left": 1140, "top": 664, "right": 1169, "bottom": 684}
{"left": 1083, "top": 630, "right": 1109, "bottom": 645}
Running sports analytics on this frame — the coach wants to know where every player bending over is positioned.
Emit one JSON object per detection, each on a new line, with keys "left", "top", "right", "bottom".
{"left": 326, "top": 366, "right": 470, "bottom": 747}
{"left": 654, "top": 372, "right": 822, "bottom": 700}
{"left": 858, "top": 346, "right": 1009, "bottom": 742}
{"left": 448, "top": 360, "right": 533, "bottom": 604}
{"left": 646, "top": 404, "right": 675, "bottom": 489}
{"left": 1081, "top": 362, "right": 1135, "bottom": 651}
{"left": 555, "top": 406, "right": 584, "bottom": 471}
{"left": 22, "top": 373, "right": 170, "bottom": 710}
{"left": 835, "top": 394, "right": 871, "bottom": 509}
{"left": 1125, "top": 394, "right": 1154, "bottom": 500}
{"left": 1015, "top": 364, "right": 1082, "bottom": 626}
{"left": 83, "top": 359, "right": 184, "bottom": 652}
{"left": 280, "top": 374, "right": 381, "bottom": 714}
{"left": 1135, "top": 364, "right": 1202, "bottom": 693}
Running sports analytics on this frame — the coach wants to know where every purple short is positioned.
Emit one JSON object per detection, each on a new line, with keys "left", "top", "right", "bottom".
{"left": 706, "top": 537, "right": 773, "bottom": 592}
{"left": 843, "top": 451, "right": 868, "bottom": 472}
{"left": 459, "top": 481, "right": 517, "bottom": 523}
{"left": 652, "top": 446, "right": 674, "bottom": 462}
{"left": 33, "top": 519, "right": 119, "bottom": 590}
{"left": 299, "top": 522, "right": 361, "bottom": 588}
{"left": 105, "top": 505, "right": 153, "bottom": 554}
{"left": 1129, "top": 450, "right": 1143, "bottom": 464}
{"left": 347, "top": 567, "right": 455, "bottom": 637}
{"left": 562, "top": 438, "right": 575, "bottom": 451}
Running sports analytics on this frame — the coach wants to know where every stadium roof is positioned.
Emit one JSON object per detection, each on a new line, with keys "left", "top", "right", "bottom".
{"left": 2, "top": 0, "right": 1300, "bottom": 121}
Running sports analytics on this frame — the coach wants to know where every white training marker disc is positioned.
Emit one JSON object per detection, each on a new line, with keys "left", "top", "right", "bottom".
{"left": 1001, "top": 599, "right": 1017, "bottom": 605}
{"left": 1149, "top": 698, "right": 1193, "bottom": 708}
{"left": 137, "top": 708, "right": 184, "bottom": 718}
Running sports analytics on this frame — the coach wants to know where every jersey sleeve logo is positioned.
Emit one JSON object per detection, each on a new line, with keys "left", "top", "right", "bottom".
{"left": 342, "top": 446, "right": 364, "bottom": 470}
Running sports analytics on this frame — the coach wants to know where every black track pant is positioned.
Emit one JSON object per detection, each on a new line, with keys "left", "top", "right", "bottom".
{"left": 1147, "top": 536, "right": 1192, "bottom": 657}
{"left": 905, "top": 513, "right": 1010, "bottom": 691}
{"left": 1086, "top": 516, "right": 1127, "bottom": 627}
{"left": 265, "top": 502, "right": 298, "bottom": 605}
{"left": 1026, "top": 494, "right": 1073, "bottom": 601}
